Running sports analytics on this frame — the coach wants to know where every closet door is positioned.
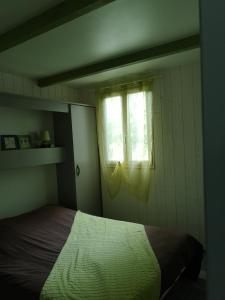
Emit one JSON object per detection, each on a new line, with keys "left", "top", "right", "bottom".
{"left": 71, "top": 104, "right": 102, "bottom": 216}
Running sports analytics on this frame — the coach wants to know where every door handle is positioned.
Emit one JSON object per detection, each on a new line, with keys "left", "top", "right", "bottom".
{"left": 76, "top": 164, "right": 80, "bottom": 176}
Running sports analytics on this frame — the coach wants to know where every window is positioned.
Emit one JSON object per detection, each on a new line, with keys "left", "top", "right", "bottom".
{"left": 97, "top": 83, "right": 153, "bottom": 200}
{"left": 103, "top": 90, "right": 153, "bottom": 165}
{"left": 104, "top": 96, "right": 124, "bottom": 162}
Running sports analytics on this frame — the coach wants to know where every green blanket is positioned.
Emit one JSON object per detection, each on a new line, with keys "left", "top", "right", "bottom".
{"left": 40, "top": 211, "right": 161, "bottom": 300}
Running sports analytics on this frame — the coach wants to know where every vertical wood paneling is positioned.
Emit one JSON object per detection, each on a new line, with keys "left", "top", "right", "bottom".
{"left": 13, "top": 75, "right": 24, "bottom": 95}
{"left": 0, "top": 71, "right": 79, "bottom": 103}
{"left": 181, "top": 65, "right": 197, "bottom": 236}
{"left": 168, "top": 70, "right": 178, "bottom": 230}
{"left": 3, "top": 73, "right": 13, "bottom": 91}
{"left": 2, "top": 65, "right": 204, "bottom": 243}
{"left": 170, "top": 68, "right": 187, "bottom": 233}
{"left": 23, "top": 77, "right": 33, "bottom": 96}
{"left": 150, "top": 79, "right": 165, "bottom": 227}
{"left": 150, "top": 112, "right": 165, "bottom": 227}
{"left": 161, "top": 71, "right": 177, "bottom": 229}
{"left": 97, "top": 63, "right": 205, "bottom": 245}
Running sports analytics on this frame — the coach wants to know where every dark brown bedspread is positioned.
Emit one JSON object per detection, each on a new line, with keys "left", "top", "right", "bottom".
{"left": 0, "top": 205, "right": 203, "bottom": 299}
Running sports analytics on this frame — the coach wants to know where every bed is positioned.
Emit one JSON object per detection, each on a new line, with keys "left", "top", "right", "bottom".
{"left": 0, "top": 205, "right": 203, "bottom": 299}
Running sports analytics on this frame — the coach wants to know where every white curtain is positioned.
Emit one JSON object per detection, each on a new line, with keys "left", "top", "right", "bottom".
{"left": 97, "top": 81, "right": 153, "bottom": 201}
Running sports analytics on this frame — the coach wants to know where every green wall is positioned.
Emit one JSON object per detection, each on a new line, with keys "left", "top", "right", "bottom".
{"left": 0, "top": 106, "right": 58, "bottom": 218}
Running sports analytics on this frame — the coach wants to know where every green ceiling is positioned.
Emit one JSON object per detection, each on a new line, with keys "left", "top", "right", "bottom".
{"left": 0, "top": 0, "right": 200, "bottom": 86}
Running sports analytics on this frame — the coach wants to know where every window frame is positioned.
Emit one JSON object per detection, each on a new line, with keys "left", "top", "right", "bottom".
{"left": 104, "top": 90, "right": 154, "bottom": 169}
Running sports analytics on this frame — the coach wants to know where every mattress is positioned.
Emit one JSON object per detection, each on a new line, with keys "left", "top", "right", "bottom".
{"left": 0, "top": 205, "right": 203, "bottom": 299}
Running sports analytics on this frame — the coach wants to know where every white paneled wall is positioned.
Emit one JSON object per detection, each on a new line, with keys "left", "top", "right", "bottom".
{"left": 0, "top": 65, "right": 204, "bottom": 243}
{"left": 0, "top": 71, "right": 78, "bottom": 102}
{"left": 147, "top": 63, "right": 204, "bottom": 244}
{"left": 80, "top": 63, "right": 205, "bottom": 245}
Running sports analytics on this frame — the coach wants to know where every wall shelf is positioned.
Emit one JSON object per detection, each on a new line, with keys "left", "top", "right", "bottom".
{"left": 0, "top": 147, "right": 65, "bottom": 170}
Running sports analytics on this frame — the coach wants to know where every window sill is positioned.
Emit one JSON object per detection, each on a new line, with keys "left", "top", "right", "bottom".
{"left": 106, "top": 162, "right": 155, "bottom": 170}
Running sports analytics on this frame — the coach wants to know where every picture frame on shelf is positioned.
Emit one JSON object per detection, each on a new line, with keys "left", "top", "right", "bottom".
{"left": 0, "top": 135, "right": 19, "bottom": 150}
{"left": 18, "top": 135, "right": 31, "bottom": 149}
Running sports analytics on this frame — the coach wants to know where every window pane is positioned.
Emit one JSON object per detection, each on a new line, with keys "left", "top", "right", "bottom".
{"left": 127, "top": 92, "right": 149, "bottom": 161}
{"left": 104, "top": 96, "right": 124, "bottom": 162}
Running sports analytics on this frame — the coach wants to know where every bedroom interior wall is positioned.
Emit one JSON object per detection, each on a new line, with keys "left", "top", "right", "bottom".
{"left": 0, "top": 71, "right": 79, "bottom": 102}
{"left": 0, "top": 107, "right": 57, "bottom": 218}
{"left": 0, "top": 72, "right": 79, "bottom": 218}
{"left": 78, "top": 62, "right": 205, "bottom": 245}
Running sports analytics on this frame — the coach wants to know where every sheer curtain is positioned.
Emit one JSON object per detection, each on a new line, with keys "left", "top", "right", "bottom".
{"left": 97, "top": 81, "right": 153, "bottom": 202}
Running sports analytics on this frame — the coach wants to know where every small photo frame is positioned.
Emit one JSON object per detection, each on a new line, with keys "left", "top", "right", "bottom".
{"left": 0, "top": 135, "right": 19, "bottom": 150}
{"left": 18, "top": 135, "right": 31, "bottom": 149}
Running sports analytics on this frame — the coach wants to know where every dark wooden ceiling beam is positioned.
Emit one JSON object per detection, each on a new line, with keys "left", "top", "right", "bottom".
{"left": 38, "top": 34, "right": 200, "bottom": 87}
{"left": 0, "top": 0, "right": 115, "bottom": 53}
